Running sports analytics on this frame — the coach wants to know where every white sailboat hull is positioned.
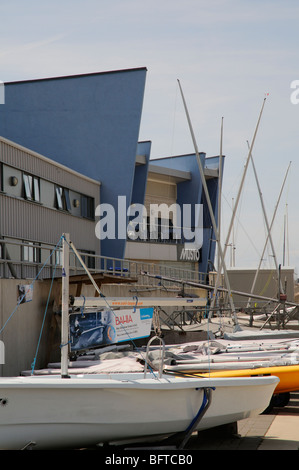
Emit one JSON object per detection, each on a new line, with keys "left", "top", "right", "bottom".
{"left": 0, "top": 373, "right": 279, "bottom": 449}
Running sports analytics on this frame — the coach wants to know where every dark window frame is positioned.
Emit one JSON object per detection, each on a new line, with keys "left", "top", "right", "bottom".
{"left": 55, "top": 186, "right": 71, "bottom": 212}
{"left": 23, "top": 173, "right": 40, "bottom": 202}
{"left": 81, "top": 194, "right": 95, "bottom": 220}
{"left": 22, "top": 241, "right": 41, "bottom": 264}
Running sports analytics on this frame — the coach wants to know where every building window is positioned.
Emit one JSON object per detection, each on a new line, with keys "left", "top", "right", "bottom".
{"left": 23, "top": 173, "right": 40, "bottom": 202}
{"left": 81, "top": 195, "right": 94, "bottom": 220}
{"left": 80, "top": 249, "right": 95, "bottom": 269}
{"left": 22, "top": 242, "right": 41, "bottom": 263}
{"left": 145, "top": 216, "right": 175, "bottom": 242}
{"left": 55, "top": 186, "right": 71, "bottom": 211}
{"left": 0, "top": 163, "right": 3, "bottom": 192}
{"left": 55, "top": 248, "right": 62, "bottom": 266}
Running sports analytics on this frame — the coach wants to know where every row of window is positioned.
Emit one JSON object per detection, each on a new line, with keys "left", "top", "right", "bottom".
{"left": 0, "top": 164, "right": 95, "bottom": 220}
{"left": 0, "top": 241, "right": 95, "bottom": 269}
{"left": 127, "top": 217, "right": 198, "bottom": 244}
{"left": 23, "top": 173, "right": 94, "bottom": 219}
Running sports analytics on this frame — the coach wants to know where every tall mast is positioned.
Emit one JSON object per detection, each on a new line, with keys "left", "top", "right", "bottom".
{"left": 231, "top": 198, "right": 236, "bottom": 267}
{"left": 212, "top": 97, "right": 266, "bottom": 312}
{"left": 283, "top": 204, "right": 289, "bottom": 267}
{"left": 217, "top": 117, "right": 224, "bottom": 272}
{"left": 247, "top": 141, "right": 284, "bottom": 296}
{"left": 177, "top": 80, "right": 238, "bottom": 326}
{"left": 247, "top": 162, "right": 291, "bottom": 306}
{"left": 222, "top": 98, "right": 267, "bottom": 262}
{"left": 61, "top": 233, "right": 70, "bottom": 378}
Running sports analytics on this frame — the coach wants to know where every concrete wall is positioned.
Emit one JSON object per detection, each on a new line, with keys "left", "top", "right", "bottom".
{"left": 224, "top": 268, "right": 295, "bottom": 307}
{"left": 0, "top": 278, "right": 56, "bottom": 376}
{"left": 0, "top": 276, "right": 205, "bottom": 377}
{"left": 0, "top": 277, "right": 101, "bottom": 376}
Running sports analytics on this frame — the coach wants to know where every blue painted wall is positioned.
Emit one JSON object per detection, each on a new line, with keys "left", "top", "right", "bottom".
{"left": 151, "top": 153, "right": 222, "bottom": 275}
{"left": 131, "top": 141, "right": 151, "bottom": 206}
{"left": 0, "top": 68, "right": 147, "bottom": 259}
{"left": 0, "top": 68, "right": 222, "bottom": 274}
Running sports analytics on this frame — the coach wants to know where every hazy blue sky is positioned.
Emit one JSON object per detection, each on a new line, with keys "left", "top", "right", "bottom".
{"left": 1, "top": 0, "right": 299, "bottom": 275}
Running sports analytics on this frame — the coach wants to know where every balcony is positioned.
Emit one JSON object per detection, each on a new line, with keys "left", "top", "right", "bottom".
{"left": 0, "top": 236, "right": 206, "bottom": 286}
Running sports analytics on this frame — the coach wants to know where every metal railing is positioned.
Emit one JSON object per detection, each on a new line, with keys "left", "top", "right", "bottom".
{"left": 0, "top": 237, "right": 207, "bottom": 286}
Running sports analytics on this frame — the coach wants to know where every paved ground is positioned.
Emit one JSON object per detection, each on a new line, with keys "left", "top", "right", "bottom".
{"left": 184, "top": 391, "right": 299, "bottom": 450}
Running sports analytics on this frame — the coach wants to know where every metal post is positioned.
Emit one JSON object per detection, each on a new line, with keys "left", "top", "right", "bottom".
{"left": 61, "top": 233, "right": 70, "bottom": 378}
{"left": 247, "top": 162, "right": 291, "bottom": 307}
{"left": 177, "top": 80, "right": 237, "bottom": 326}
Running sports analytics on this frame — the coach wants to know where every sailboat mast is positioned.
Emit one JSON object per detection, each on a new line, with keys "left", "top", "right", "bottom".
{"left": 61, "top": 233, "right": 70, "bottom": 378}
{"left": 177, "top": 80, "right": 237, "bottom": 325}
{"left": 247, "top": 162, "right": 291, "bottom": 306}
{"left": 217, "top": 117, "right": 224, "bottom": 272}
{"left": 247, "top": 141, "right": 284, "bottom": 295}
{"left": 222, "top": 98, "right": 267, "bottom": 262}
{"left": 283, "top": 204, "right": 289, "bottom": 266}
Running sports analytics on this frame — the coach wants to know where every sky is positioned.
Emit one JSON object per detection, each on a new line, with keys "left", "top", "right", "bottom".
{"left": 1, "top": 0, "right": 299, "bottom": 275}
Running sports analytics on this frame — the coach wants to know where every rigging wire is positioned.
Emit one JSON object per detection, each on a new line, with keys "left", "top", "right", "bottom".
{"left": 0, "top": 236, "right": 64, "bottom": 335}
{"left": 31, "top": 239, "right": 61, "bottom": 374}
{"left": 65, "top": 236, "right": 159, "bottom": 378}
{"left": 170, "top": 84, "right": 178, "bottom": 156}
{"left": 221, "top": 192, "right": 261, "bottom": 260}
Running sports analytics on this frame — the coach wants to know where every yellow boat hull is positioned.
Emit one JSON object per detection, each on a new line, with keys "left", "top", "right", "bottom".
{"left": 191, "top": 365, "right": 299, "bottom": 395}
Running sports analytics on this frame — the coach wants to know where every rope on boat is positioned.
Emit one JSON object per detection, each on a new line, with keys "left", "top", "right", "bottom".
{"left": 159, "top": 386, "right": 214, "bottom": 450}
{"left": 178, "top": 387, "right": 214, "bottom": 449}
{"left": 152, "top": 307, "right": 162, "bottom": 336}
{"left": 31, "top": 252, "right": 60, "bottom": 375}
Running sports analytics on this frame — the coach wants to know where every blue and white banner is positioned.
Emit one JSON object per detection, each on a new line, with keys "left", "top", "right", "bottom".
{"left": 18, "top": 284, "right": 33, "bottom": 304}
{"left": 69, "top": 307, "right": 154, "bottom": 351}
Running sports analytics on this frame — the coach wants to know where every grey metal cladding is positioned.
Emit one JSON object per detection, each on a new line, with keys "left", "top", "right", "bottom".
{"left": 0, "top": 137, "right": 100, "bottom": 253}
{"left": 0, "top": 137, "right": 100, "bottom": 195}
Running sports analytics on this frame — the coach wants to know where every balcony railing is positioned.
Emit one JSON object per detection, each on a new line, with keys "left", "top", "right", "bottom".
{"left": 0, "top": 236, "right": 207, "bottom": 286}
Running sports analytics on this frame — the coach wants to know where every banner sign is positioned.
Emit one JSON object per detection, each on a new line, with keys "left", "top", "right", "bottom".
{"left": 17, "top": 284, "right": 33, "bottom": 304}
{"left": 69, "top": 307, "right": 153, "bottom": 351}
